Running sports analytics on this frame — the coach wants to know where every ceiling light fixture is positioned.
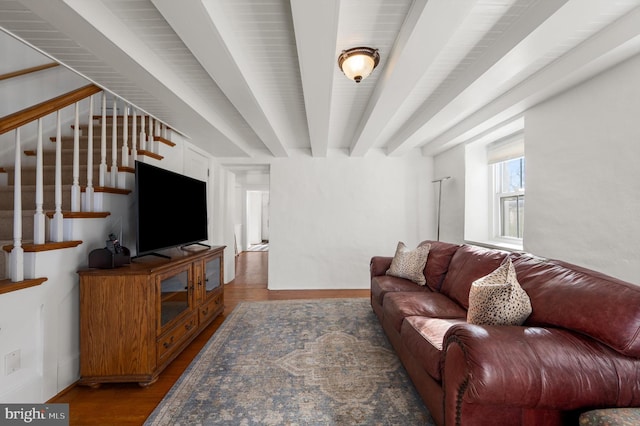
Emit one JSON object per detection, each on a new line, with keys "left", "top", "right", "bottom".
{"left": 337, "top": 47, "right": 380, "bottom": 83}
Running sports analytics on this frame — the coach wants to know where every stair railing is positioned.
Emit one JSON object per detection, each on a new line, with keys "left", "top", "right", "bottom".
{"left": 1, "top": 84, "right": 171, "bottom": 282}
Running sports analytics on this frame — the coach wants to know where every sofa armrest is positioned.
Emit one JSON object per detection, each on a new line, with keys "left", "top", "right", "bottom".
{"left": 370, "top": 256, "right": 393, "bottom": 278}
{"left": 442, "top": 323, "right": 640, "bottom": 417}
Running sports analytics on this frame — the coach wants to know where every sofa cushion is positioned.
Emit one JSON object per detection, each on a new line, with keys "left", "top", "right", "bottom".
{"left": 386, "top": 241, "right": 431, "bottom": 285}
{"left": 439, "top": 245, "right": 509, "bottom": 309}
{"left": 513, "top": 254, "right": 640, "bottom": 358}
{"left": 467, "top": 258, "right": 532, "bottom": 326}
{"left": 383, "top": 291, "right": 467, "bottom": 333}
{"left": 402, "top": 316, "right": 467, "bottom": 381}
{"left": 419, "top": 240, "right": 461, "bottom": 292}
{"left": 371, "top": 275, "right": 429, "bottom": 308}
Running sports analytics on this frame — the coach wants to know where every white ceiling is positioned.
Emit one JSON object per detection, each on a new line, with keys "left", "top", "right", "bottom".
{"left": 2, "top": 0, "right": 640, "bottom": 171}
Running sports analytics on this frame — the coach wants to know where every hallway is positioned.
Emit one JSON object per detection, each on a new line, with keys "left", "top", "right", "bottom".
{"left": 224, "top": 251, "right": 369, "bottom": 310}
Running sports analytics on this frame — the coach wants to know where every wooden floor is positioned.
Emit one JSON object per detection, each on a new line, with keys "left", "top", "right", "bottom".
{"left": 51, "top": 251, "right": 370, "bottom": 425}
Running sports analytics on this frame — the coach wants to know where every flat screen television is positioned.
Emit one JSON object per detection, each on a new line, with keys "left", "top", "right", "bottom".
{"left": 134, "top": 160, "right": 209, "bottom": 258}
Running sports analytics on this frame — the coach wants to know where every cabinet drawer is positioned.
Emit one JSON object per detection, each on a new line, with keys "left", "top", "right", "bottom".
{"left": 157, "top": 314, "right": 197, "bottom": 362}
{"left": 199, "top": 292, "right": 224, "bottom": 325}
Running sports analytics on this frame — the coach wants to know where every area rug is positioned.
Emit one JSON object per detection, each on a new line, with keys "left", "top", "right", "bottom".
{"left": 145, "top": 298, "right": 434, "bottom": 425}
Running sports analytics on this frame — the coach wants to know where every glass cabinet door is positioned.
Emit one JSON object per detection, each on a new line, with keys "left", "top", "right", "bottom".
{"left": 203, "top": 256, "right": 221, "bottom": 298}
{"left": 159, "top": 269, "right": 191, "bottom": 327}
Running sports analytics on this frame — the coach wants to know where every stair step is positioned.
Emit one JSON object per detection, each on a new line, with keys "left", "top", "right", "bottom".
{"left": 92, "top": 114, "right": 151, "bottom": 122}
{"left": 23, "top": 149, "right": 128, "bottom": 166}
{"left": 49, "top": 134, "right": 151, "bottom": 144}
{"left": 0, "top": 210, "right": 35, "bottom": 240}
{"left": 22, "top": 147, "right": 157, "bottom": 163}
{"left": 6, "top": 164, "right": 104, "bottom": 186}
{"left": 73, "top": 123, "right": 154, "bottom": 133}
{"left": 0, "top": 185, "right": 73, "bottom": 210}
{"left": 5, "top": 164, "right": 134, "bottom": 185}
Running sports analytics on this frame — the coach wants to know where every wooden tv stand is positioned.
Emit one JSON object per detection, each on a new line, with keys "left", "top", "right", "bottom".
{"left": 77, "top": 246, "right": 225, "bottom": 387}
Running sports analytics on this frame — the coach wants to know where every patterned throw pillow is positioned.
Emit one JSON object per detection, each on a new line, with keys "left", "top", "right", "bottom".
{"left": 386, "top": 242, "right": 431, "bottom": 286}
{"left": 467, "top": 258, "right": 532, "bottom": 326}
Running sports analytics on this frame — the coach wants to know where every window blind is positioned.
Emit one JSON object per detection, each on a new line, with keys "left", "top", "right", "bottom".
{"left": 487, "top": 132, "right": 524, "bottom": 164}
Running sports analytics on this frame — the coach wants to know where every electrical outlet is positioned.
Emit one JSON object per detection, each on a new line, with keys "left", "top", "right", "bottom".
{"left": 5, "top": 349, "right": 20, "bottom": 375}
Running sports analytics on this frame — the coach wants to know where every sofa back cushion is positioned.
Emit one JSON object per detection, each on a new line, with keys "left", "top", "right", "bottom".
{"left": 439, "top": 244, "right": 509, "bottom": 309}
{"left": 513, "top": 254, "right": 640, "bottom": 358}
{"left": 419, "top": 240, "right": 461, "bottom": 292}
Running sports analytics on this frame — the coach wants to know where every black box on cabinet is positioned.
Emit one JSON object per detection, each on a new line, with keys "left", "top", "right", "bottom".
{"left": 88, "top": 247, "right": 131, "bottom": 269}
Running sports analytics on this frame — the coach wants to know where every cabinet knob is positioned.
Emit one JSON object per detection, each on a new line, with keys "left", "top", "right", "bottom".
{"left": 163, "top": 336, "right": 175, "bottom": 349}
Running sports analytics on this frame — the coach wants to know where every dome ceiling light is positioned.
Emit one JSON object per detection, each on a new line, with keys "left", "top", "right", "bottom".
{"left": 337, "top": 47, "right": 380, "bottom": 83}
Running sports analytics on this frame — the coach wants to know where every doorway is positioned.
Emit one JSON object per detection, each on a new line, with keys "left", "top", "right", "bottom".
{"left": 246, "top": 190, "right": 269, "bottom": 251}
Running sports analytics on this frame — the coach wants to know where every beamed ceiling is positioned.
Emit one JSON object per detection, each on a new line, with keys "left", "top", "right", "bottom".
{"left": 2, "top": 0, "right": 640, "bottom": 171}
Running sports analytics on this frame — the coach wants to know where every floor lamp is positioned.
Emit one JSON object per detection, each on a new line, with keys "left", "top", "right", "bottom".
{"left": 432, "top": 176, "right": 451, "bottom": 241}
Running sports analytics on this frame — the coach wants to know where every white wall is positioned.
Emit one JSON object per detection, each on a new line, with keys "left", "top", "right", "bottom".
{"left": 433, "top": 145, "right": 465, "bottom": 245}
{"left": 434, "top": 53, "right": 640, "bottom": 285}
{"left": 211, "top": 164, "right": 237, "bottom": 283}
{"left": 0, "top": 31, "right": 88, "bottom": 117}
{"left": 246, "top": 191, "right": 263, "bottom": 245}
{"left": 261, "top": 191, "right": 269, "bottom": 242}
{"left": 524, "top": 54, "right": 640, "bottom": 284}
{"left": 268, "top": 152, "right": 433, "bottom": 290}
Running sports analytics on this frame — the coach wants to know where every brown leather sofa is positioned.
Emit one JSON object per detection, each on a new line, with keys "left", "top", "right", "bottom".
{"left": 370, "top": 241, "right": 640, "bottom": 426}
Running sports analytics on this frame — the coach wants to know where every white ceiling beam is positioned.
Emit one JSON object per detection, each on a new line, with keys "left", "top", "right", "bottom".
{"left": 422, "top": 5, "right": 640, "bottom": 156}
{"left": 385, "top": 0, "right": 569, "bottom": 156}
{"left": 388, "top": 0, "right": 630, "bottom": 156}
{"left": 348, "top": 0, "right": 475, "bottom": 157}
{"left": 290, "top": 0, "right": 340, "bottom": 158}
{"left": 19, "top": 0, "right": 255, "bottom": 157}
{"left": 152, "top": 0, "right": 288, "bottom": 158}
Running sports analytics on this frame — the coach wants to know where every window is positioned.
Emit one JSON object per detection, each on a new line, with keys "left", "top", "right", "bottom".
{"left": 463, "top": 126, "right": 524, "bottom": 250}
{"left": 494, "top": 157, "right": 525, "bottom": 240}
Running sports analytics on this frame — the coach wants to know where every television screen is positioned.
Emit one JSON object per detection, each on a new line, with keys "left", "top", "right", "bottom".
{"left": 135, "top": 161, "right": 208, "bottom": 257}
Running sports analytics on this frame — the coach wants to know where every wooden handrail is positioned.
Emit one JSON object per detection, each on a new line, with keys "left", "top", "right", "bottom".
{"left": 0, "top": 84, "right": 102, "bottom": 135}
{"left": 0, "top": 62, "right": 59, "bottom": 82}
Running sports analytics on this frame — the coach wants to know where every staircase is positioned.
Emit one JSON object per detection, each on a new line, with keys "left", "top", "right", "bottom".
{"left": 0, "top": 86, "right": 173, "bottom": 288}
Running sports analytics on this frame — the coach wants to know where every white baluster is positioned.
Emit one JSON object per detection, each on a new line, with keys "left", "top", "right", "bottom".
{"left": 10, "top": 128, "right": 24, "bottom": 282}
{"left": 111, "top": 98, "right": 118, "bottom": 187}
{"left": 50, "top": 111, "right": 64, "bottom": 242}
{"left": 148, "top": 116, "right": 154, "bottom": 153}
{"left": 121, "top": 103, "right": 129, "bottom": 168}
{"left": 71, "top": 102, "right": 81, "bottom": 211}
{"left": 33, "top": 119, "right": 45, "bottom": 244}
{"left": 99, "top": 92, "right": 107, "bottom": 187}
{"left": 85, "top": 95, "right": 95, "bottom": 212}
{"left": 140, "top": 114, "right": 147, "bottom": 152}
{"left": 161, "top": 123, "right": 168, "bottom": 140}
{"left": 132, "top": 108, "right": 138, "bottom": 163}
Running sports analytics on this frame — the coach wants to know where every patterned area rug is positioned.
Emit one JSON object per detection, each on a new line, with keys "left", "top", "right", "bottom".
{"left": 145, "top": 298, "right": 434, "bottom": 425}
